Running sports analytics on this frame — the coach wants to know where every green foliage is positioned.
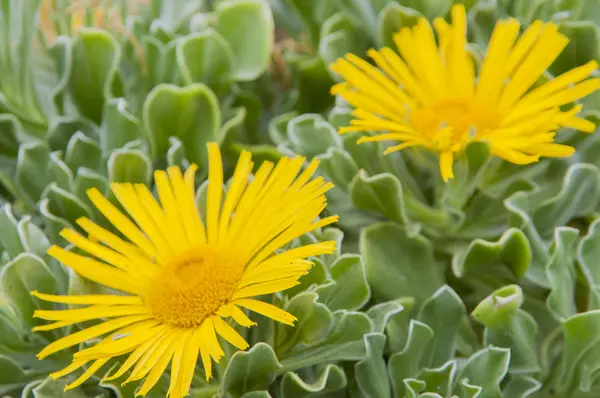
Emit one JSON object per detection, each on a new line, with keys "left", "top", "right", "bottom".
{"left": 0, "top": 0, "right": 598, "bottom": 397}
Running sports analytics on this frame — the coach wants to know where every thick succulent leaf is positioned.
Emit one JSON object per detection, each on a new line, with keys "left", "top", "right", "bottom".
{"left": 366, "top": 300, "right": 405, "bottom": 334}
{"left": 314, "top": 254, "right": 370, "bottom": 311}
{"left": 378, "top": 3, "right": 422, "bottom": 48}
{"left": 215, "top": 0, "right": 274, "bottom": 81}
{"left": 545, "top": 227, "right": 579, "bottom": 321}
{"left": 15, "top": 142, "right": 51, "bottom": 207}
{"left": 501, "top": 376, "right": 541, "bottom": 398}
{"left": 0, "top": 204, "right": 25, "bottom": 259}
{"left": 355, "top": 333, "right": 390, "bottom": 398}
{"left": 143, "top": 83, "right": 220, "bottom": 169}
{"left": 176, "top": 29, "right": 234, "bottom": 91}
{"left": 107, "top": 148, "right": 152, "bottom": 185}
{"left": 451, "top": 347, "right": 510, "bottom": 398}
{"left": 319, "top": 13, "right": 369, "bottom": 67}
{"left": 64, "top": 131, "right": 101, "bottom": 172}
{"left": 388, "top": 320, "right": 434, "bottom": 398}
{"left": 349, "top": 171, "right": 409, "bottom": 225}
{"left": 99, "top": 98, "right": 143, "bottom": 155}
{"left": 286, "top": 114, "right": 341, "bottom": 159}
{"left": 361, "top": 223, "right": 444, "bottom": 304}
{"left": 222, "top": 343, "right": 281, "bottom": 398}
{"left": 0, "top": 253, "right": 57, "bottom": 329}
{"left": 280, "top": 364, "right": 347, "bottom": 397}
{"left": 68, "top": 29, "right": 120, "bottom": 124}
{"left": 417, "top": 286, "right": 466, "bottom": 368}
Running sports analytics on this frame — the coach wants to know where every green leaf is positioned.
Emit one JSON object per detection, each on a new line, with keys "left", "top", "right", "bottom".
{"left": 484, "top": 310, "right": 540, "bottom": 374}
{"left": 0, "top": 253, "right": 57, "bottom": 329}
{"left": 64, "top": 131, "right": 101, "bottom": 172}
{"left": 99, "top": 98, "right": 143, "bottom": 155}
{"left": 361, "top": 223, "right": 444, "bottom": 304}
{"left": 388, "top": 320, "right": 434, "bottom": 397}
{"left": 73, "top": 169, "right": 109, "bottom": 222}
{"left": 558, "top": 310, "right": 600, "bottom": 391}
{"left": 18, "top": 216, "right": 50, "bottom": 260}
{"left": 47, "top": 117, "right": 99, "bottom": 152}
{"left": 215, "top": 0, "right": 274, "bottom": 81}
{"left": 287, "top": 114, "right": 341, "bottom": 159}
{"left": 31, "top": 377, "right": 88, "bottom": 398}
{"left": 356, "top": 333, "right": 390, "bottom": 398}
{"left": 143, "top": 83, "right": 220, "bottom": 169}
{"left": 405, "top": 0, "right": 453, "bottom": 18}
{"left": 366, "top": 300, "right": 405, "bottom": 334}
{"left": 295, "top": 57, "right": 336, "bottom": 114}
{"left": 280, "top": 364, "right": 347, "bottom": 397}
{"left": 177, "top": 29, "right": 234, "bottom": 91}
{"left": 107, "top": 149, "right": 152, "bottom": 185}
{"left": 39, "top": 199, "right": 71, "bottom": 244}
{"left": 534, "top": 163, "right": 600, "bottom": 237}
{"left": 48, "top": 151, "right": 74, "bottom": 192}
{"left": 452, "top": 228, "right": 530, "bottom": 281}
{"left": 221, "top": 343, "right": 281, "bottom": 398}
{"left": 452, "top": 347, "right": 510, "bottom": 398}
{"left": 279, "top": 306, "right": 371, "bottom": 372}
{"left": 577, "top": 218, "right": 600, "bottom": 308}
{"left": 314, "top": 254, "right": 370, "bottom": 311}
{"left": 42, "top": 183, "right": 91, "bottom": 225}
{"left": 0, "top": 355, "right": 37, "bottom": 395}
{"left": 318, "top": 147, "right": 359, "bottom": 191}
{"left": 350, "top": 171, "right": 409, "bottom": 224}
{"left": 501, "top": 376, "right": 541, "bottom": 398}
{"left": 319, "top": 13, "right": 369, "bottom": 66}
{"left": 68, "top": 29, "right": 120, "bottom": 124}
{"left": 0, "top": 204, "right": 24, "bottom": 259}
{"left": 377, "top": 3, "right": 422, "bottom": 48}
{"left": 417, "top": 286, "right": 466, "bottom": 368}
{"left": 418, "top": 360, "right": 456, "bottom": 397}
{"left": 472, "top": 285, "right": 524, "bottom": 329}
{"left": 545, "top": 227, "right": 579, "bottom": 321}
{"left": 16, "top": 142, "right": 51, "bottom": 206}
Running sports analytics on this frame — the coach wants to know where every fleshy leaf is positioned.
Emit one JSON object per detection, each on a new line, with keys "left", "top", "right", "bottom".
{"left": 314, "top": 254, "right": 370, "bottom": 311}
{"left": 222, "top": 343, "right": 282, "bottom": 398}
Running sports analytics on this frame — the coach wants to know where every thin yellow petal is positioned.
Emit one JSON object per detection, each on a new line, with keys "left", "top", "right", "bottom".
{"left": 234, "top": 298, "right": 297, "bottom": 326}
{"left": 213, "top": 316, "right": 249, "bottom": 350}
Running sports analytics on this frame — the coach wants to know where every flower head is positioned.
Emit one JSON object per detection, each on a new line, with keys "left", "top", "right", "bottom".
{"left": 330, "top": 4, "right": 600, "bottom": 181}
{"left": 31, "top": 143, "right": 337, "bottom": 397}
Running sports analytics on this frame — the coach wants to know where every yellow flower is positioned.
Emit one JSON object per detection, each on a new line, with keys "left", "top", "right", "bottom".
{"left": 31, "top": 143, "right": 337, "bottom": 397}
{"left": 330, "top": 4, "right": 600, "bottom": 181}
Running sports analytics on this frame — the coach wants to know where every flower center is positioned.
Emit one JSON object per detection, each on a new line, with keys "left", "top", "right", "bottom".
{"left": 145, "top": 247, "right": 243, "bottom": 328}
{"left": 411, "top": 98, "right": 500, "bottom": 151}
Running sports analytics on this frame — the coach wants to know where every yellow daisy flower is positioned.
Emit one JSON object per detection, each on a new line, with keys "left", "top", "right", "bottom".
{"left": 31, "top": 143, "right": 337, "bottom": 397}
{"left": 330, "top": 4, "right": 600, "bottom": 181}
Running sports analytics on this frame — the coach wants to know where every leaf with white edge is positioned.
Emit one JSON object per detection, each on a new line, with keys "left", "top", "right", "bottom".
{"left": 484, "top": 310, "right": 539, "bottom": 374}
{"left": 319, "top": 12, "right": 370, "bottom": 68}
{"left": 417, "top": 286, "right": 466, "bottom": 368}
{"left": 64, "top": 131, "right": 101, "bottom": 172}
{"left": 42, "top": 183, "right": 91, "bottom": 225}
{"left": 315, "top": 254, "right": 370, "bottom": 311}
{"left": 367, "top": 300, "right": 405, "bottom": 334}
{"left": 318, "top": 147, "right": 359, "bottom": 191}
{"left": 546, "top": 227, "right": 579, "bottom": 321}
{"left": 68, "top": 29, "right": 120, "bottom": 124}
{"left": 215, "top": 0, "right": 274, "bottom": 81}
{"left": 279, "top": 309, "right": 371, "bottom": 373}
{"left": 221, "top": 343, "right": 281, "bottom": 398}
{"left": 502, "top": 375, "right": 541, "bottom": 398}
{"left": 472, "top": 285, "right": 524, "bottom": 329}
{"left": 418, "top": 360, "right": 456, "bottom": 397}
{"left": 378, "top": 3, "right": 421, "bottom": 48}
{"left": 0, "top": 355, "right": 39, "bottom": 395}
{"left": 31, "top": 377, "right": 88, "bottom": 398}
{"left": 388, "top": 320, "right": 434, "bottom": 398}
{"left": 505, "top": 191, "right": 551, "bottom": 287}
{"left": 107, "top": 149, "right": 152, "bottom": 185}
{"left": 361, "top": 223, "right": 444, "bottom": 304}
{"left": 39, "top": 199, "right": 71, "bottom": 244}
{"left": 280, "top": 364, "right": 347, "bottom": 397}
{"left": 577, "top": 218, "right": 600, "bottom": 308}
{"left": 0, "top": 204, "right": 24, "bottom": 258}
{"left": 143, "top": 84, "right": 220, "bottom": 169}
{"left": 0, "top": 253, "right": 57, "bottom": 328}
{"left": 558, "top": 310, "right": 600, "bottom": 392}
{"left": 73, "top": 169, "right": 109, "bottom": 223}
{"left": 287, "top": 114, "right": 341, "bottom": 159}
{"left": 452, "top": 347, "right": 510, "bottom": 398}
{"left": 452, "top": 227, "right": 530, "bottom": 283}
{"left": 350, "top": 171, "right": 409, "bottom": 224}
{"left": 533, "top": 163, "right": 600, "bottom": 237}
{"left": 176, "top": 29, "right": 234, "bottom": 91}
{"left": 17, "top": 216, "right": 50, "bottom": 260}
{"left": 47, "top": 117, "right": 99, "bottom": 151}
{"left": 48, "top": 151, "right": 74, "bottom": 192}
{"left": 16, "top": 142, "right": 51, "bottom": 206}
{"left": 356, "top": 333, "right": 390, "bottom": 398}
{"left": 100, "top": 98, "right": 143, "bottom": 155}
